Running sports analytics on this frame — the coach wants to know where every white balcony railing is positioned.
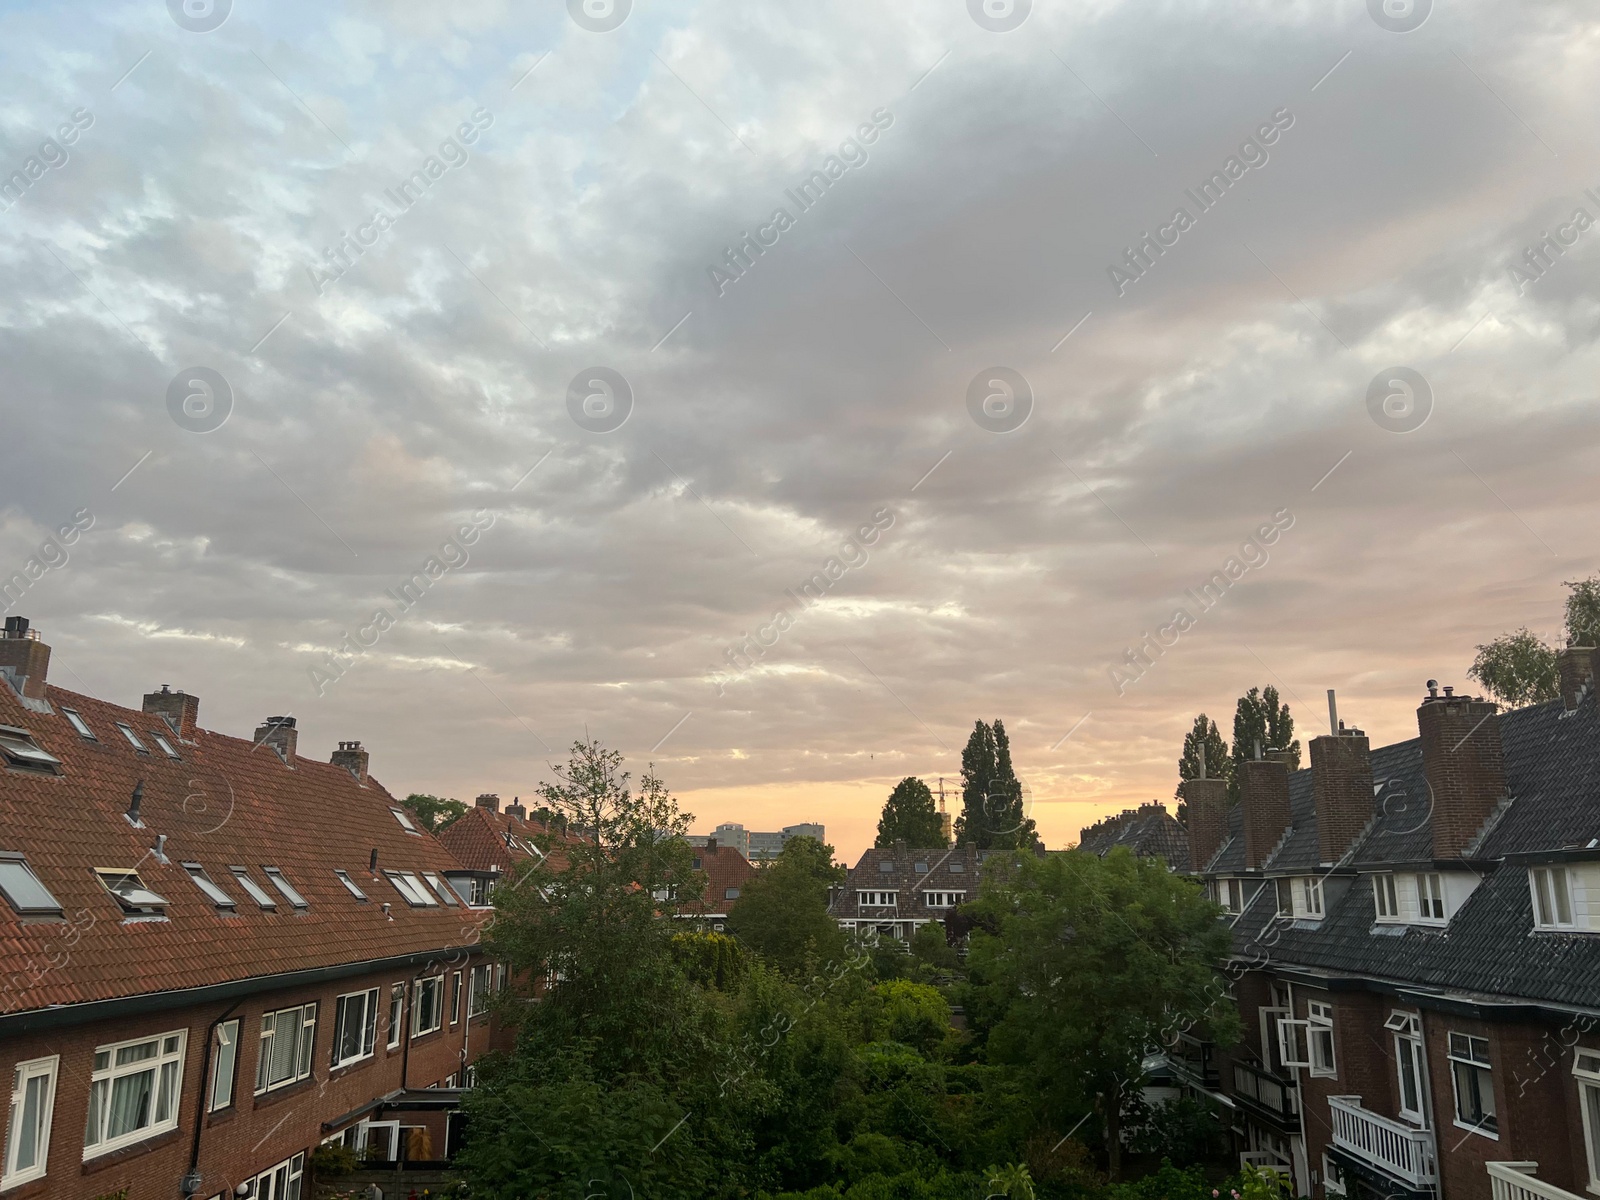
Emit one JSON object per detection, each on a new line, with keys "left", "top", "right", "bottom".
{"left": 1489, "top": 1161, "right": 1589, "bottom": 1200}
{"left": 1328, "top": 1096, "right": 1437, "bottom": 1189}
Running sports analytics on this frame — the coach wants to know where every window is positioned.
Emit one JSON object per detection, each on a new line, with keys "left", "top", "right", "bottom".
{"left": 387, "top": 983, "right": 405, "bottom": 1049}
{"left": 0, "top": 726, "right": 62, "bottom": 774}
{"left": 923, "top": 891, "right": 967, "bottom": 908}
{"left": 262, "top": 867, "right": 309, "bottom": 909}
{"left": 390, "top": 807, "right": 420, "bottom": 834}
{"left": 691, "top": 856, "right": 702, "bottom": 869}
{"left": 1387, "top": 1011, "right": 1426, "bottom": 1122}
{"left": 412, "top": 975, "right": 444, "bottom": 1036}
{"left": 95, "top": 868, "right": 169, "bottom": 915}
{"left": 209, "top": 1020, "right": 240, "bottom": 1112}
{"left": 423, "top": 872, "right": 459, "bottom": 907}
{"left": 252, "top": 1151, "right": 305, "bottom": 1200}
{"left": 255, "top": 1004, "right": 316, "bottom": 1093}
{"left": 335, "top": 869, "right": 368, "bottom": 901}
{"left": 1308, "top": 1001, "right": 1336, "bottom": 1077}
{"left": 1575, "top": 1051, "right": 1600, "bottom": 1191}
{"left": 1418, "top": 872, "right": 1446, "bottom": 921}
{"left": 0, "top": 853, "right": 62, "bottom": 916}
{"left": 150, "top": 732, "right": 180, "bottom": 759}
{"left": 857, "top": 891, "right": 897, "bottom": 906}
{"left": 332, "top": 988, "right": 380, "bottom": 1067}
{"left": 83, "top": 1031, "right": 186, "bottom": 1156}
{"left": 948, "top": 861, "right": 966, "bottom": 873}
{"left": 877, "top": 860, "right": 895, "bottom": 873}
{"left": 1215, "top": 878, "right": 1243, "bottom": 914}
{"left": 1300, "top": 877, "right": 1324, "bottom": 918}
{"left": 4, "top": 1055, "right": 57, "bottom": 1186}
{"left": 386, "top": 871, "right": 437, "bottom": 907}
{"left": 1531, "top": 866, "right": 1575, "bottom": 929}
{"left": 1448, "top": 1032, "right": 1497, "bottom": 1135}
{"left": 1374, "top": 873, "right": 1399, "bottom": 919}
{"left": 1275, "top": 878, "right": 1293, "bottom": 917}
{"left": 61, "top": 708, "right": 95, "bottom": 740}
{"left": 450, "top": 972, "right": 463, "bottom": 1025}
{"left": 229, "top": 866, "right": 277, "bottom": 910}
{"left": 183, "top": 863, "right": 235, "bottom": 910}
{"left": 114, "top": 723, "right": 148, "bottom": 752}
{"left": 724, "top": 887, "right": 741, "bottom": 900}
{"left": 469, "top": 964, "right": 492, "bottom": 1016}
{"left": 914, "top": 860, "right": 929, "bottom": 873}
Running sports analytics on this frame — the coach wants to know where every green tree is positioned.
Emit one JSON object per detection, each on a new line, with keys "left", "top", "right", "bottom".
{"left": 1566, "top": 575, "right": 1600, "bottom": 646}
{"left": 399, "top": 792, "right": 467, "bottom": 832}
{"left": 875, "top": 777, "right": 947, "bottom": 848}
{"left": 966, "top": 848, "right": 1239, "bottom": 1179}
{"left": 1229, "top": 687, "right": 1298, "bottom": 802}
{"left": 909, "top": 920, "right": 960, "bottom": 973}
{"left": 1469, "top": 627, "right": 1559, "bottom": 707}
{"left": 1173, "top": 715, "right": 1229, "bottom": 812}
{"left": 954, "top": 719, "right": 1037, "bottom": 850}
{"left": 726, "top": 836, "right": 846, "bottom": 974}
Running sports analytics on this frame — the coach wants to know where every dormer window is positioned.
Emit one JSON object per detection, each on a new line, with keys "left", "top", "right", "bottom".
{"left": 1531, "top": 866, "right": 1575, "bottom": 930}
{"left": 61, "top": 708, "right": 96, "bottom": 740}
{"left": 115, "top": 723, "right": 148, "bottom": 753}
{"left": 0, "top": 726, "right": 62, "bottom": 774}
{"left": 96, "top": 868, "right": 168, "bottom": 915}
{"left": 1374, "top": 873, "right": 1399, "bottom": 919}
{"left": 1300, "top": 878, "right": 1324, "bottom": 918}
{"left": 0, "top": 853, "right": 63, "bottom": 917}
{"left": 1275, "top": 878, "right": 1294, "bottom": 918}
{"left": 1418, "top": 873, "right": 1446, "bottom": 923}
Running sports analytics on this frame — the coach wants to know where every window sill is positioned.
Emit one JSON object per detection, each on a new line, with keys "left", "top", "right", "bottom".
{"left": 205, "top": 1106, "right": 237, "bottom": 1129}
{"left": 0, "top": 1173, "right": 51, "bottom": 1198}
{"left": 330, "top": 1053, "right": 376, "bottom": 1076}
{"left": 81, "top": 1127, "right": 180, "bottom": 1174}
{"left": 254, "top": 1076, "right": 315, "bottom": 1108}
{"left": 1450, "top": 1118, "right": 1498, "bottom": 1141}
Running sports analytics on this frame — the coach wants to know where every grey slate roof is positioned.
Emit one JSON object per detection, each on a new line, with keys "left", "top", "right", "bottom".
{"left": 1210, "top": 695, "right": 1600, "bottom": 1011}
{"left": 829, "top": 844, "right": 986, "bottom": 922}
{"left": 1078, "top": 802, "right": 1188, "bottom": 864}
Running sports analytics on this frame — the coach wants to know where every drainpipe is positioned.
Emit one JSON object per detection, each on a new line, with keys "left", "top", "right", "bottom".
{"left": 182, "top": 1000, "right": 244, "bottom": 1196}
{"left": 1286, "top": 982, "right": 1312, "bottom": 1197}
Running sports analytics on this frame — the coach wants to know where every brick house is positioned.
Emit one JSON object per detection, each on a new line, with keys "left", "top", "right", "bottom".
{"left": 1079, "top": 801, "right": 1188, "bottom": 861}
{"left": 0, "top": 618, "right": 500, "bottom": 1200}
{"left": 672, "top": 840, "right": 755, "bottom": 930}
{"left": 1146, "top": 651, "right": 1600, "bottom": 1200}
{"left": 829, "top": 842, "right": 985, "bottom": 941}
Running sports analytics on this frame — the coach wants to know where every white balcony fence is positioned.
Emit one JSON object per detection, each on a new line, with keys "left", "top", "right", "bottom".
{"left": 1327, "top": 1095, "right": 1437, "bottom": 1189}
{"left": 1489, "top": 1161, "right": 1589, "bottom": 1200}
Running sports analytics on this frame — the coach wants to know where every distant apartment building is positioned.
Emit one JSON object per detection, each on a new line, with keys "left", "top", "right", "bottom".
{"left": 689, "top": 821, "right": 824, "bottom": 861}
{"left": 1084, "top": 654, "right": 1600, "bottom": 1200}
{"left": 0, "top": 617, "right": 500, "bottom": 1200}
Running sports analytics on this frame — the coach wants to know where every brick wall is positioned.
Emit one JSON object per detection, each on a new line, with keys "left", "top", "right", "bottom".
{"left": 1239, "top": 759, "right": 1291, "bottom": 869}
{"left": 1416, "top": 693, "right": 1506, "bottom": 857}
{"left": 0, "top": 956, "right": 492, "bottom": 1200}
{"left": 1309, "top": 733, "right": 1374, "bottom": 865}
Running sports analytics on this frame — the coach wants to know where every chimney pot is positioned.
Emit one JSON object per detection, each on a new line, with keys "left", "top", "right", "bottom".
{"left": 126, "top": 780, "right": 144, "bottom": 827}
{"left": 1417, "top": 689, "right": 1506, "bottom": 857}
{"left": 505, "top": 796, "right": 527, "bottom": 821}
{"left": 0, "top": 617, "right": 50, "bottom": 699}
{"left": 1558, "top": 647, "right": 1597, "bottom": 713}
{"left": 475, "top": 793, "right": 500, "bottom": 813}
{"left": 330, "top": 740, "right": 370, "bottom": 784}
{"left": 143, "top": 687, "right": 200, "bottom": 741}
{"left": 253, "top": 716, "right": 297, "bottom": 765}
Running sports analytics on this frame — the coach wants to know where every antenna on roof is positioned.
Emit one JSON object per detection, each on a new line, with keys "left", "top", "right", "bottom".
{"left": 369, "top": 847, "right": 378, "bottom": 876}
{"left": 125, "top": 780, "right": 144, "bottom": 828}
{"left": 1196, "top": 753, "right": 1206, "bottom": 780}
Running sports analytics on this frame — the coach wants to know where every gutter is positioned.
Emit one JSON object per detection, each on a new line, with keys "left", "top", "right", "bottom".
{"left": 0, "top": 945, "right": 477, "bottom": 1036}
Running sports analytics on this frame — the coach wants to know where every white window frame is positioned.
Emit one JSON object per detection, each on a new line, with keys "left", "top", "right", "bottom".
{"left": 255, "top": 1003, "right": 316, "bottom": 1094}
{"left": 150, "top": 731, "right": 181, "bottom": 759}
{"left": 262, "top": 866, "right": 309, "bottom": 909}
{"left": 4, "top": 1054, "right": 58, "bottom": 1187}
{"left": 60, "top": 707, "right": 95, "bottom": 740}
{"left": 251, "top": 1150, "right": 305, "bottom": 1200}
{"left": 1299, "top": 877, "right": 1325, "bottom": 918}
{"left": 469, "top": 964, "right": 492, "bottom": 1016}
{"left": 1574, "top": 1050, "right": 1600, "bottom": 1192}
{"left": 229, "top": 866, "right": 277, "bottom": 910}
{"left": 1275, "top": 877, "right": 1293, "bottom": 918}
{"left": 450, "top": 971, "right": 463, "bottom": 1026}
{"left": 386, "top": 982, "right": 405, "bottom": 1049}
{"left": 335, "top": 869, "right": 368, "bottom": 901}
{"left": 114, "top": 722, "right": 148, "bottom": 752}
{"left": 387, "top": 870, "right": 437, "bottom": 907}
{"left": 1374, "top": 872, "right": 1399, "bottom": 920}
{"left": 1308, "top": 1000, "right": 1336, "bottom": 1078}
{"left": 1531, "top": 866, "right": 1575, "bottom": 930}
{"left": 423, "top": 872, "right": 459, "bottom": 907}
{"left": 183, "top": 863, "right": 236, "bottom": 911}
{"left": 412, "top": 975, "right": 444, "bottom": 1036}
{"left": 856, "top": 890, "right": 898, "bottom": 907}
{"left": 1277, "top": 1016, "right": 1312, "bottom": 1068}
{"left": 1386, "top": 1011, "right": 1427, "bottom": 1124}
{"left": 83, "top": 1030, "right": 187, "bottom": 1159}
{"left": 1447, "top": 1031, "right": 1497, "bottom": 1137}
{"left": 209, "top": 1019, "right": 240, "bottom": 1112}
{"left": 332, "top": 988, "right": 380, "bottom": 1068}
{"left": 1418, "top": 872, "right": 1447, "bottom": 923}
{"left": 390, "top": 807, "right": 421, "bottom": 834}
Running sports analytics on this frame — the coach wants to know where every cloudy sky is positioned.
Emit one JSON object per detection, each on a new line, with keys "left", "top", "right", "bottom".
{"left": 3, "top": 0, "right": 1597, "bottom": 861}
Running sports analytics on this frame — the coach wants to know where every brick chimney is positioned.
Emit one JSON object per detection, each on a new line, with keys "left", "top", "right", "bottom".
{"left": 143, "top": 685, "right": 200, "bottom": 742}
{"left": 1558, "top": 647, "right": 1596, "bottom": 713}
{"left": 1180, "top": 775, "right": 1229, "bottom": 872}
{"left": 1417, "top": 682, "right": 1507, "bottom": 858}
{"left": 504, "top": 796, "right": 527, "bottom": 821}
{"left": 253, "top": 716, "right": 297, "bottom": 765}
{"left": 0, "top": 617, "right": 50, "bottom": 700}
{"left": 330, "top": 740, "right": 369, "bottom": 784}
{"left": 1312, "top": 727, "right": 1375, "bottom": 865}
{"left": 1240, "top": 753, "right": 1292, "bottom": 869}
{"left": 475, "top": 793, "right": 500, "bottom": 813}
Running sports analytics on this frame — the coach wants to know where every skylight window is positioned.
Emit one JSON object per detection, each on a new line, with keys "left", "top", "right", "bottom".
{"left": 262, "top": 867, "right": 309, "bottom": 909}
{"left": 150, "top": 732, "right": 180, "bottom": 760}
{"left": 335, "top": 869, "right": 368, "bottom": 901}
{"left": 228, "top": 867, "right": 277, "bottom": 910}
{"left": 182, "top": 863, "right": 235, "bottom": 910}
{"left": 61, "top": 708, "right": 96, "bottom": 740}
{"left": 423, "top": 872, "right": 459, "bottom": 907}
{"left": 390, "top": 807, "right": 420, "bottom": 834}
{"left": 0, "top": 853, "right": 63, "bottom": 916}
{"left": 115, "top": 723, "right": 148, "bottom": 753}
{"left": 96, "top": 868, "right": 169, "bottom": 914}
{"left": 0, "top": 726, "right": 62, "bottom": 774}
{"left": 385, "top": 870, "right": 437, "bottom": 907}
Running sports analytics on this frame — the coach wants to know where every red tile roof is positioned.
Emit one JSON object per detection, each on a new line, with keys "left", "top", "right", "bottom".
{"left": 0, "top": 677, "right": 487, "bottom": 1016}
{"left": 680, "top": 843, "right": 755, "bottom": 917}
{"left": 435, "top": 805, "right": 576, "bottom": 875}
